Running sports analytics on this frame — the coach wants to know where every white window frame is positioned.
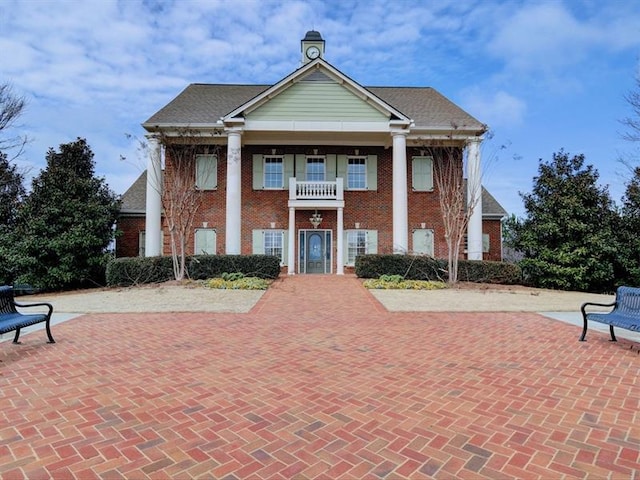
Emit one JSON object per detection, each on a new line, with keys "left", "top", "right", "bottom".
{"left": 195, "top": 154, "right": 217, "bottom": 190}
{"left": 194, "top": 228, "right": 216, "bottom": 255}
{"left": 263, "top": 230, "right": 284, "bottom": 262}
{"left": 263, "top": 155, "right": 284, "bottom": 189}
{"left": 412, "top": 156, "right": 434, "bottom": 192}
{"left": 347, "top": 156, "right": 367, "bottom": 190}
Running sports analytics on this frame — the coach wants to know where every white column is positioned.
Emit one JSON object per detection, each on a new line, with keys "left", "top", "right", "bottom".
{"left": 145, "top": 135, "right": 162, "bottom": 257}
{"left": 392, "top": 131, "right": 408, "bottom": 253}
{"left": 288, "top": 207, "right": 296, "bottom": 275}
{"left": 225, "top": 129, "right": 242, "bottom": 254}
{"left": 466, "top": 137, "right": 483, "bottom": 260}
{"left": 336, "top": 207, "right": 344, "bottom": 274}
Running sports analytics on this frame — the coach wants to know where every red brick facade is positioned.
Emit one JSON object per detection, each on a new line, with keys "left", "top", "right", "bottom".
{"left": 116, "top": 144, "right": 504, "bottom": 267}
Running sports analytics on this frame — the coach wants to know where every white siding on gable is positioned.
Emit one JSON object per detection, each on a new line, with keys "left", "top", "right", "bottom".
{"left": 247, "top": 81, "right": 389, "bottom": 122}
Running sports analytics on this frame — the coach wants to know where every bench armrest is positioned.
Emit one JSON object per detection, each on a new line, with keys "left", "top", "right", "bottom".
{"left": 13, "top": 300, "right": 54, "bottom": 318}
{"left": 580, "top": 301, "right": 615, "bottom": 314}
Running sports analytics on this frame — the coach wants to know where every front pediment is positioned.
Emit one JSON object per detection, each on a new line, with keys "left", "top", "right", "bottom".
{"left": 223, "top": 60, "right": 411, "bottom": 131}
{"left": 246, "top": 70, "right": 388, "bottom": 123}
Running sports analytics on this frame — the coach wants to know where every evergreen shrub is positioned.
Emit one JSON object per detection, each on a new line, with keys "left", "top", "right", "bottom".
{"left": 106, "top": 254, "right": 281, "bottom": 287}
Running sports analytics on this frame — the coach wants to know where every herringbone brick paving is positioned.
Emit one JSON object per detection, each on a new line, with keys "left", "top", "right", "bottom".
{"left": 1, "top": 275, "right": 639, "bottom": 479}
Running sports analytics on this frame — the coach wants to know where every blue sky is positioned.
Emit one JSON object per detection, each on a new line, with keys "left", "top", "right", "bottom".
{"left": 1, "top": 0, "right": 639, "bottom": 217}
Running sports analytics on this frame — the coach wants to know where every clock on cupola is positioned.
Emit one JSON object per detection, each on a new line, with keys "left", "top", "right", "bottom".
{"left": 301, "top": 30, "right": 325, "bottom": 64}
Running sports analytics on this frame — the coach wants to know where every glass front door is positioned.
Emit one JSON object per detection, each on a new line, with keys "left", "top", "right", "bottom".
{"left": 299, "top": 229, "right": 332, "bottom": 274}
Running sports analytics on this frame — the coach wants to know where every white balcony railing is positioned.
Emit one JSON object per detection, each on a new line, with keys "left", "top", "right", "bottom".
{"left": 289, "top": 177, "right": 344, "bottom": 201}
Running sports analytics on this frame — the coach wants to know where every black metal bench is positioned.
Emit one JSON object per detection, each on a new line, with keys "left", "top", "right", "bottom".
{"left": 580, "top": 286, "right": 640, "bottom": 342}
{"left": 0, "top": 285, "right": 55, "bottom": 344}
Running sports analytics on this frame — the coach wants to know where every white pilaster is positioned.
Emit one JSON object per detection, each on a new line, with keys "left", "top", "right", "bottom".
{"left": 288, "top": 207, "right": 296, "bottom": 274}
{"left": 466, "top": 137, "right": 483, "bottom": 260}
{"left": 225, "top": 129, "right": 242, "bottom": 254}
{"left": 144, "top": 135, "right": 162, "bottom": 257}
{"left": 336, "top": 207, "right": 344, "bottom": 274}
{"left": 392, "top": 131, "right": 408, "bottom": 253}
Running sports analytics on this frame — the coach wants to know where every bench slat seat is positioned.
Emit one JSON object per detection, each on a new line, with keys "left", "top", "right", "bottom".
{"left": 580, "top": 286, "right": 640, "bottom": 341}
{"left": 0, "top": 286, "right": 55, "bottom": 344}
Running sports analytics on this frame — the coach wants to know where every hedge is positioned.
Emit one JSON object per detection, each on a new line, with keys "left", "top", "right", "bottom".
{"left": 106, "top": 254, "right": 281, "bottom": 287}
{"left": 354, "top": 254, "right": 521, "bottom": 285}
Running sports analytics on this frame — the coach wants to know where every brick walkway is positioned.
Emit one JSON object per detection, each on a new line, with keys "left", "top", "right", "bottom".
{"left": 1, "top": 275, "right": 639, "bottom": 479}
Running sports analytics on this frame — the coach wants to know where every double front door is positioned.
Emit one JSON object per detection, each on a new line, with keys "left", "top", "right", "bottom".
{"left": 300, "top": 229, "right": 331, "bottom": 274}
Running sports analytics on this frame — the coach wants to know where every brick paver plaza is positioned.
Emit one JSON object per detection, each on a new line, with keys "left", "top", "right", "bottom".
{"left": 1, "top": 276, "right": 639, "bottom": 479}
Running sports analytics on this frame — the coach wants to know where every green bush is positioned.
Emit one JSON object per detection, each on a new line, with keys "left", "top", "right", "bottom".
{"left": 106, "top": 254, "right": 281, "bottom": 287}
{"left": 187, "top": 255, "right": 280, "bottom": 280}
{"left": 355, "top": 254, "right": 521, "bottom": 285}
{"left": 106, "top": 256, "right": 175, "bottom": 286}
{"left": 355, "top": 254, "right": 443, "bottom": 280}
{"left": 456, "top": 260, "right": 522, "bottom": 284}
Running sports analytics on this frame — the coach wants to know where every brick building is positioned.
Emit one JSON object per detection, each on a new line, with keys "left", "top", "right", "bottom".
{"left": 116, "top": 31, "right": 506, "bottom": 274}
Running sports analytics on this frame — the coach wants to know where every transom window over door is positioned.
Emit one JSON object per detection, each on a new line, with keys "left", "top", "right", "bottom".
{"left": 306, "top": 156, "right": 325, "bottom": 181}
{"left": 347, "top": 156, "right": 366, "bottom": 189}
{"left": 263, "top": 156, "right": 283, "bottom": 189}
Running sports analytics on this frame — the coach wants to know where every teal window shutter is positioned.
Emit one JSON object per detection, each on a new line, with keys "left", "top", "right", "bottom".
{"left": 412, "top": 156, "right": 433, "bottom": 191}
{"left": 284, "top": 154, "right": 294, "bottom": 186}
{"left": 195, "top": 229, "right": 216, "bottom": 254}
{"left": 367, "top": 155, "right": 377, "bottom": 191}
{"left": 337, "top": 154, "right": 348, "bottom": 188}
{"left": 253, "top": 154, "right": 264, "bottom": 190}
{"left": 412, "top": 229, "right": 434, "bottom": 256}
{"left": 366, "top": 230, "right": 378, "bottom": 254}
{"left": 326, "top": 154, "right": 337, "bottom": 181}
{"left": 252, "top": 229, "right": 264, "bottom": 254}
{"left": 282, "top": 230, "right": 288, "bottom": 266}
{"left": 196, "top": 155, "right": 217, "bottom": 190}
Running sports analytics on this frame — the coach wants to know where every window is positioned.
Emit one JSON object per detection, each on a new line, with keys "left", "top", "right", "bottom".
{"left": 344, "top": 230, "right": 377, "bottom": 265}
{"left": 264, "top": 230, "right": 283, "bottom": 259}
{"left": 263, "top": 156, "right": 283, "bottom": 189}
{"left": 306, "top": 156, "right": 325, "bottom": 181}
{"left": 347, "top": 231, "right": 366, "bottom": 264}
{"left": 196, "top": 154, "right": 217, "bottom": 190}
{"left": 413, "top": 229, "right": 434, "bottom": 256}
{"left": 252, "top": 229, "right": 288, "bottom": 265}
{"left": 195, "top": 229, "right": 216, "bottom": 254}
{"left": 412, "top": 156, "right": 433, "bottom": 191}
{"left": 347, "top": 156, "right": 366, "bottom": 189}
{"left": 463, "top": 233, "right": 490, "bottom": 254}
{"left": 138, "top": 230, "right": 164, "bottom": 256}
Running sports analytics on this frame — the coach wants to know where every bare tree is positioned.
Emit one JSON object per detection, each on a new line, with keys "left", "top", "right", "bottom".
{"left": 420, "top": 125, "right": 494, "bottom": 284}
{"left": 621, "top": 76, "right": 640, "bottom": 143}
{"left": 0, "top": 83, "right": 28, "bottom": 157}
{"left": 136, "top": 129, "right": 220, "bottom": 281}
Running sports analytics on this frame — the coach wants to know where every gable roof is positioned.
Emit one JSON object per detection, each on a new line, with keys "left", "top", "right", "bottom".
{"left": 143, "top": 60, "right": 484, "bottom": 133}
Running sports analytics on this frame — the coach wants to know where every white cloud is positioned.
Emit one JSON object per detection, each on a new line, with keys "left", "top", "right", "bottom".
{"left": 460, "top": 89, "right": 527, "bottom": 130}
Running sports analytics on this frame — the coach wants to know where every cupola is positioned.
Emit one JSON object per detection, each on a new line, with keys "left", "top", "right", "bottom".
{"left": 301, "top": 30, "right": 325, "bottom": 64}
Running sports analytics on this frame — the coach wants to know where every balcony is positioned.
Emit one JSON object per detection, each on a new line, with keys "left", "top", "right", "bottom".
{"left": 288, "top": 177, "right": 344, "bottom": 208}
